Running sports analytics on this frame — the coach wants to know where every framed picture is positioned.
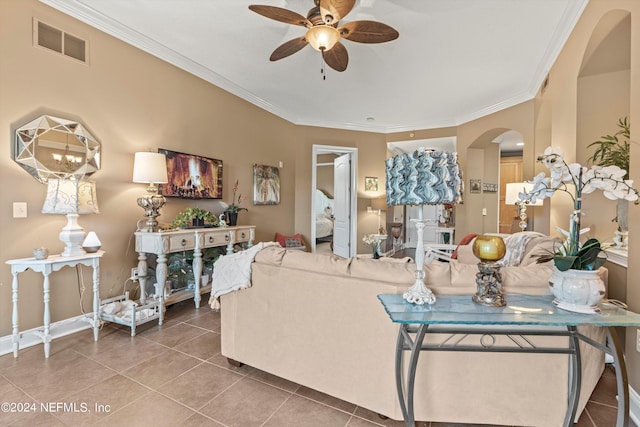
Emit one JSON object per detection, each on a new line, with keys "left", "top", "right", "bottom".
{"left": 253, "top": 164, "right": 280, "bottom": 205}
{"left": 158, "top": 149, "right": 223, "bottom": 199}
{"left": 470, "top": 179, "right": 482, "bottom": 193}
{"left": 482, "top": 183, "right": 498, "bottom": 193}
{"left": 365, "top": 176, "right": 378, "bottom": 192}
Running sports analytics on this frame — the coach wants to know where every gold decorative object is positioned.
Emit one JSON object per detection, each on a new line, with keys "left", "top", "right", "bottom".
{"left": 472, "top": 235, "right": 507, "bottom": 306}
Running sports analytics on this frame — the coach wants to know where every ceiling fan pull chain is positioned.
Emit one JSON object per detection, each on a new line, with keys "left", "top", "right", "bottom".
{"left": 321, "top": 55, "right": 326, "bottom": 81}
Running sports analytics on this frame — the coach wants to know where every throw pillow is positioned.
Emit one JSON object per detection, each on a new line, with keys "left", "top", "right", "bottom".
{"left": 285, "top": 237, "right": 303, "bottom": 248}
{"left": 275, "top": 232, "right": 303, "bottom": 248}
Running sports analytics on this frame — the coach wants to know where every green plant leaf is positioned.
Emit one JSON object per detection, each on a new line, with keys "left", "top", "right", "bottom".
{"left": 554, "top": 256, "right": 579, "bottom": 271}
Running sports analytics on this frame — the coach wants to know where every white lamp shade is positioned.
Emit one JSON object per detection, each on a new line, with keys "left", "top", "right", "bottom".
{"left": 505, "top": 182, "right": 543, "bottom": 206}
{"left": 133, "top": 152, "right": 168, "bottom": 184}
{"left": 42, "top": 179, "right": 99, "bottom": 214}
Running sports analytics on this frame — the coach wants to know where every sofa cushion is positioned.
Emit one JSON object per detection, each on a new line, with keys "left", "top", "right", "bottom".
{"left": 280, "top": 250, "right": 352, "bottom": 276}
{"left": 424, "top": 261, "right": 451, "bottom": 286}
{"left": 520, "top": 236, "right": 562, "bottom": 266}
{"left": 455, "top": 243, "right": 478, "bottom": 264}
{"left": 349, "top": 256, "right": 416, "bottom": 284}
{"left": 254, "top": 245, "right": 287, "bottom": 266}
{"left": 451, "top": 233, "right": 477, "bottom": 259}
{"left": 449, "top": 259, "right": 553, "bottom": 294}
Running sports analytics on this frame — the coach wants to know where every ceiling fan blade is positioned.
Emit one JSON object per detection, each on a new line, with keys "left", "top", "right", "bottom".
{"left": 249, "top": 5, "right": 311, "bottom": 27}
{"left": 322, "top": 41, "right": 348, "bottom": 72}
{"left": 339, "top": 20, "right": 399, "bottom": 43}
{"left": 319, "top": 0, "right": 356, "bottom": 24}
{"left": 270, "top": 37, "right": 309, "bottom": 61}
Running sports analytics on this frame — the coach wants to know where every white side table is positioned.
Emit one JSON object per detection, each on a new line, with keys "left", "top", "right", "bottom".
{"left": 6, "top": 251, "right": 105, "bottom": 358}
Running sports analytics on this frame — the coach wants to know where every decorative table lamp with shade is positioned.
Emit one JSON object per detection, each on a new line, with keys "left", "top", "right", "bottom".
{"left": 41, "top": 178, "right": 99, "bottom": 256}
{"left": 133, "top": 152, "right": 168, "bottom": 232}
{"left": 385, "top": 148, "right": 463, "bottom": 305}
{"left": 505, "top": 182, "right": 543, "bottom": 232}
{"left": 369, "top": 196, "right": 387, "bottom": 235}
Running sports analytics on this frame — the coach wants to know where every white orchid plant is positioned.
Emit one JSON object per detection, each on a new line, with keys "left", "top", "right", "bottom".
{"left": 518, "top": 147, "right": 639, "bottom": 271}
{"left": 362, "top": 234, "right": 383, "bottom": 258}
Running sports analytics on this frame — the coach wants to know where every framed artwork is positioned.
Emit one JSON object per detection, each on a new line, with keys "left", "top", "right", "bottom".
{"left": 482, "top": 183, "right": 498, "bottom": 193}
{"left": 365, "top": 176, "right": 378, "bottom": 192}
{"left": 158, "top": 148, "right": 223, "bottom": 199}
{"left": 470, "top": 179, "right": 482, "bottom": 193}
{"left": 253, "top": 164, "right": 280, "bottom": 205}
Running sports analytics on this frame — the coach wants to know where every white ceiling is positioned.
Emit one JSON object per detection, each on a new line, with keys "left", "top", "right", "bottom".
{"left": 41, "top": 0, "right": 588, "bottom": 134}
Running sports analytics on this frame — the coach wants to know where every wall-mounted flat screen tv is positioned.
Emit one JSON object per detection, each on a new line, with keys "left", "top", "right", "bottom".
{"left": 158, "top": 148, "right": 223, "bottom": 199}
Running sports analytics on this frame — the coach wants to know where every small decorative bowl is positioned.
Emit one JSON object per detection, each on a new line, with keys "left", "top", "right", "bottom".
{"left": 33, "top": 247, "right": 49, "bottom": 260}
{"left": 82, "top": 245, "right": 101, "bottom": 253}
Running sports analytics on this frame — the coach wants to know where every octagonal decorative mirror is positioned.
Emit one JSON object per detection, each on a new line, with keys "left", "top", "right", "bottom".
{"left": 14, "top": 115, "right": 101, "bottom": 183}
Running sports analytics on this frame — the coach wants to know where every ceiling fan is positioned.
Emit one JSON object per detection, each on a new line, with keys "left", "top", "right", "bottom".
{"left": 249, "top": 0, "right": 399, "bottom": 72}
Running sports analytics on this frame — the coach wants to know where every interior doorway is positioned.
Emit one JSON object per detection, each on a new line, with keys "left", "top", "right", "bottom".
{"left": 311, "top": 145, "right": 358, "bottom": 257}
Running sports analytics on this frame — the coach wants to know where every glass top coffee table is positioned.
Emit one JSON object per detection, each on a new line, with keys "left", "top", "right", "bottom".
{"left": 378, "top": 293, "right": 640, "bottom": 427}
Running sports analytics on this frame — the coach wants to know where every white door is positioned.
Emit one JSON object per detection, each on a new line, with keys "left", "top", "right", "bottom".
{"left": 332, "top": 154, "right": 351, "bottom": 257}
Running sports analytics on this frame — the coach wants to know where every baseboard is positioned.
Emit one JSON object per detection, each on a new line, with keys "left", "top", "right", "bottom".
{"left": 631, "top": 385, "right": 640, "bottom": 427}
{"left": 0, "top": 314, "right": 93, "bottom": 357}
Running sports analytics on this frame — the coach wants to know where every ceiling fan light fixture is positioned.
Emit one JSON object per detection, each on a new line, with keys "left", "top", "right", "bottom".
{"left": 305, "top": 25, "right": 340, "bottom": 51}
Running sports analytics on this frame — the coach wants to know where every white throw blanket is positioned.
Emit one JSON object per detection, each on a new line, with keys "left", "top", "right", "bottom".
{"left": 208, "top": 242, "right": 278, "bottom": 310}
{"left": 500, "top": 231, "right": 545, "bottom": 266}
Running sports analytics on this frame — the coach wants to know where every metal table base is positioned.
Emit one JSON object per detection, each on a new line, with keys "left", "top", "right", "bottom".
{"left": 394, "top": 324, "right": 628, "bottom": 427}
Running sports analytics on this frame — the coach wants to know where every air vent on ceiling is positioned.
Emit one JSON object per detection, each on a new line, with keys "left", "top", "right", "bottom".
{"left": 34, "top": 19, "right": 87, "bottom": 63}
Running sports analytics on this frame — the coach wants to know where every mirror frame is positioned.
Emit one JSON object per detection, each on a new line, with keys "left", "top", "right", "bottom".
{"left": 14, "top": 115, "right": 101, "bottom": 183}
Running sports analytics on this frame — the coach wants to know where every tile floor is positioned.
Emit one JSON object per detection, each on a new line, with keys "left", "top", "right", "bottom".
{"left": 0, "top": 298, "right": 622, "bottom": 427}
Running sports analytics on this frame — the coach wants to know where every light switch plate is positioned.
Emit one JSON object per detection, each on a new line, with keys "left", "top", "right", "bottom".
{"left": 13, "top": 202, "right": 27, "bottom": 218}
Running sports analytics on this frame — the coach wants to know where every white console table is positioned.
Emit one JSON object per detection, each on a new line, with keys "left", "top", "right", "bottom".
{"left": 6, "top": 251, "right": 105, "bottom": 358}
{"left": 135, "top": 226, "right": 255, "bottom": 324}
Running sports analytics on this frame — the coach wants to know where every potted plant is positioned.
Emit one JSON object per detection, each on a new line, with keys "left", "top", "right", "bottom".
{"left": 587, "top": 117, "right": 631, "bottom": 237}
{"left": 170, "top": 206, "right": 220, "bottom": 229}
{"left": 518, "top": 146, "right": 638, "bottom": 311}
{"left": 222, "top": 180, "right": 248, "bottom": 226}
{"left": 362, "top": 234, "right": 384, "bottom": 259}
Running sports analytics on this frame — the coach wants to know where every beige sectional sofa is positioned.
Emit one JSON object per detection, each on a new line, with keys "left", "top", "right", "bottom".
{"left": 220, "top": 242, "right": 606, "bottom": 426}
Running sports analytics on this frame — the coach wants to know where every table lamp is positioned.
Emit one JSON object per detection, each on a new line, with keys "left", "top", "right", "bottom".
{"left": 133, "top": 152, "right": 168, "bottom": 232}
{"left": 370, "top": 197, "right": 387, "bottom": 234}
{"left": 42, "top": 178, "right": 99, "bottom": 256}
{"left": 385, "top": 148, "right": 463, "bottom": 304}
{"left": 505, "top": 182, "right": 543, "bottom": 231}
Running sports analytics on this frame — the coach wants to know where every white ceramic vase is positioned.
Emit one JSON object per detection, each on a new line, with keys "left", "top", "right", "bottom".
{"left": 549, "top": 267, "right": 605, "bottom": 313}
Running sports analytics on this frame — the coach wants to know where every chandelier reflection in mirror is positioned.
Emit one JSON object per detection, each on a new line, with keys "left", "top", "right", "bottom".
{"left": 14, "top": 115, "right": 101, "bottom": 183}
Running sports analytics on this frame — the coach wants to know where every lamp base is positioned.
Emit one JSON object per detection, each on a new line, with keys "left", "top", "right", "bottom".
{"left": 403, "top": 280, "right": 436, "bottom": 305}
{"left": 472, "top": 261, "right": 506, "bottom": 307}
{"left": 60, "top": 214, "right": 86, "bottom": 257}
{"left": 137, "top": 185, "right": 166, "bottom": 232}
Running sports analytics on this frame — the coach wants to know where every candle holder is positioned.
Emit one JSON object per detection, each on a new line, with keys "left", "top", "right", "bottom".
{"left": 472, "top": 235, "right": 507, "bottom": 307}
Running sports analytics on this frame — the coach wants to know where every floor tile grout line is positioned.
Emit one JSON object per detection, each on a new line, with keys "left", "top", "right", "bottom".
{"left": 260, "top": 391, "right": 296, "bottom": 427}
{"left": 586, "top": 399, "right": 618, "bottom": 410}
